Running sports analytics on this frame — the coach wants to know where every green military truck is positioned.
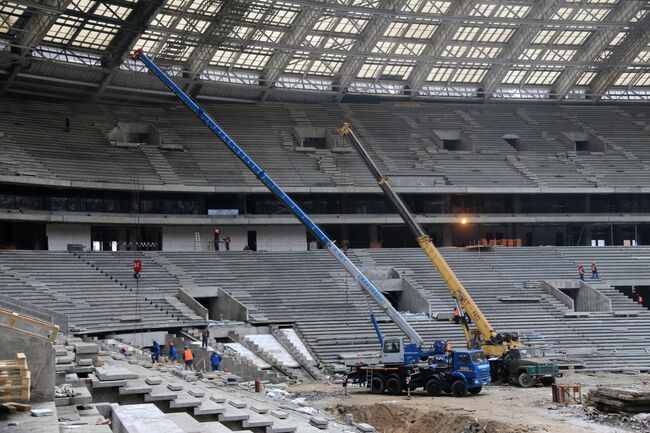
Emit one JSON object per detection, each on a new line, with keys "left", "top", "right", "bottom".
{"left": 494, "top": 348, "right": 560, "bottom": 387}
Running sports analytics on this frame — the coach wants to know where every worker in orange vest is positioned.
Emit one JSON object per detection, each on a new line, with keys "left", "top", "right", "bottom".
{"left": 591, "top": 262, "right": 599, "bottom": 279}
{"left": 578, "top": 265, "right": 585, "bottom": 281}
{"left": 183, "top": 345, "right": 194, "bottom": 371}
{"left": 452, "top": 307, "right": 460, "bottom": 324}
{"left": 444, "top": 341, "right": 452, "bottom": 352}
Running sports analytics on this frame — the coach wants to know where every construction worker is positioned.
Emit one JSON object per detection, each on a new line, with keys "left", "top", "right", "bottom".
{"left": 202, "top": 328, "right": 210, "bottom": 349}
{"left": 210, "top": 351, "right": 222, "bottom": 372}
{"left": 591, "top": 262, "right": 599, "bottom": 279}
{"left": 578, "top": 265, "right": 585, "bottom": 281}
{"left": 151, "top": 340, "right": 160, "bottom": 363}
{"left": 444, "top": 341, "right": 452, "bottom": 352}
{"left": 168, "top": 342, "right": 178, "bottom": 363}
{"left": 452, "top": 307, "right": 460, "bottom": 324}
{"left": 183, "top": 345, "right": 194, "bottom": 371}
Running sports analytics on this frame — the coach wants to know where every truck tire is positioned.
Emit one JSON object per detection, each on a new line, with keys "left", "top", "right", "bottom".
{"left": 468, "top": 386, "right": 482, "bottom": 395}
{"left": 385, "top": 375, "right": 403, "bottom": 395}
{"left": 518, "top": 372, "right": 533, "bottom": 388}
{"left": 451, "top": 380, "right": 467, "bottom": 397}
{"left": 370, "top": 377, "right": 384, "bottom": 394}
{"left": 425, "top": 378, "right": 442, "bottom": 396}
{"left": 541, "top": 377, "right": 555, "bottom": 387}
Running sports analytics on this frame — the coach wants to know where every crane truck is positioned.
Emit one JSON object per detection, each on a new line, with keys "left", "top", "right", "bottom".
{"left": 131, "top": 49, "right": 489, "bottom": 397}
{"left": 339, "top": 123, "right": 560, "bottom": 388}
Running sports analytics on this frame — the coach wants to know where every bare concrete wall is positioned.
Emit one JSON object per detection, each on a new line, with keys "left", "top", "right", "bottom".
{"left": 216, "top": 288, "right": 248, "bottom": 321}
{"left": 0, "top": 328, "right": 55, "bottom": 402}
{"left": 46, "top": 223, "right": 90, "bottom": 251}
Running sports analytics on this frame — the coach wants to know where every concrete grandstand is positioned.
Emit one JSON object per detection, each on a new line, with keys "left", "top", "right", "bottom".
{"left": 2, "top": 1, "right": 650, "bottom": 432}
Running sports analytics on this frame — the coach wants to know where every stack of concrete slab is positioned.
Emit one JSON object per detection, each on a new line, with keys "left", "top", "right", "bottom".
{"left": 586, "top": 387, "right": 650, "bottom": 413}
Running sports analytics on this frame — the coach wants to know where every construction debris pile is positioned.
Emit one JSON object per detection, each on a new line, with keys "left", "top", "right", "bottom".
{"left": 585, "top": 386, "right": 650, "bottom": 413}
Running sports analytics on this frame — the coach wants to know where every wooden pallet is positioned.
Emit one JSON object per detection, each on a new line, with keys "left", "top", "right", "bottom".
{"left": 0, "top": 353, "right": 30, "bottom": 402}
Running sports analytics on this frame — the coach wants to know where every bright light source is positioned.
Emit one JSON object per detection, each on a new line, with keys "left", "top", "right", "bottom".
{"left": 460, "top": 217, "right": 468, "bottom": 225}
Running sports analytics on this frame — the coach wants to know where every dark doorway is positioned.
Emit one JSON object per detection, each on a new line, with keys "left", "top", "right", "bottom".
{"left": 0, "top": 221, "right": 47, "bottom": 250}
{"left": 247, "top": 230, "right": 257, "bottom": 251}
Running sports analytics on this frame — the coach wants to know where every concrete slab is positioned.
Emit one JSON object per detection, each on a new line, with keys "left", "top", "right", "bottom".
{"left": 356, "top": 423, "right": 376, "bottom": 432}
{"left": 209, "top": 395, "right": 227, "bottom": 404}
{"left": 144, "top": 384, "right": 178, "bottom": 402}
{"left": 56, "top": 354, "right": 75, "bottom": 364}
{"left": 266, "top": 423, "right": 298, "bottom": 433}
{"left": 113, "top": 404, "right": 183, "bottom": 433}
{"left": 250, "top": 405, "right": 269, "bottom": 414}
{"left": 167, "top": 383, "right": 184, "bottom": 391}
{"left": 218, "top": 407, "right": 250, "bottom": 422}
{"left": 119, "top": 380, "right": 152, "bottom": 395}
{"left": 89, "top": 373, "right": 128, "bottom": 389}
{"left": 54, "top": 345, "right": 67, "bottom": 356}
{"left": 95, "top": 365, "right": 138, "bottom": 381}
{"left": 169, "top": 395, "right": 202, "bottom": 409}
{"left": 270, "top": 410, "right": 288, "bottom": 419}
{"left": 228, "top": 399, "right": 247, "bottom": 409}
{"left": 199, "top": 422, "right": 233, "bottom": 433}
{"left": 73, "top": 342, "right": 99, "bottom": 355}
{"left": 166, "top": 412, "right": 203, "bottom": 433}
{"left": 187, "top": 388, "right": 205, "bottom": 398}
{"left": 243, "top": 414, "right": 274, "bottom": 428}
{"left": 145, "top": 376, "right": 162, "bottom": 385}
{"left": 193, "top": 398, "right": 226, "bottom": 416}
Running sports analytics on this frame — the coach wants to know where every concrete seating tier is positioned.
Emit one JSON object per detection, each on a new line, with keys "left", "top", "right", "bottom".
{"left": 0, "top": 251, "right": 205, "bottom": 334}
{"left": 2, "top": 98, "right": 650, "bottom": 190}
{"left": 155, "top": 247, "right": 650, "bottom": 371}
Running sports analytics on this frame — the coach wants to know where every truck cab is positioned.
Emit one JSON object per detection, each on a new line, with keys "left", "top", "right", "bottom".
{"left": 431, "top": 349, "right": 491, "bottom": 396}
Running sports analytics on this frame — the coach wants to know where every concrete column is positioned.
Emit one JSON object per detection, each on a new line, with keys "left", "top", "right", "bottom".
{"left": 583, "top": 223, "right": 592, "bottom": 246}
{"left": 512, "top": 195, "right": 521, "bottom": 213}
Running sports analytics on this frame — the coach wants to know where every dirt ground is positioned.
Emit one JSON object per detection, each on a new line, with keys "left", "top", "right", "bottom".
{"left": 287, "top": 371, "right": 650, "bottom": 433}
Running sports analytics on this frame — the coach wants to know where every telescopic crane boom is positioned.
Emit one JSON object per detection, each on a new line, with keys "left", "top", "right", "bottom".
{"left": 131, "top": 49, "right": 429, "bottom": 356}
{"left": 339, "top": 123, "right": 523, "bottom": 357}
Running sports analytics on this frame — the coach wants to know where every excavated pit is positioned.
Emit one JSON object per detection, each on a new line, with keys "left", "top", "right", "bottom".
{"left": 334, "top": 403, "right": 529, "bottom": 433}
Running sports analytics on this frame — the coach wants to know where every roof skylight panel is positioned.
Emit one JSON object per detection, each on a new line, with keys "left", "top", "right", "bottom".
{"left": 333, "top": 17, "right": 368, "bottom": 34}
{"left": 426, "top": 65, "right": 454, "bottom": 82}
{"left": 477, "top": 27, "right": 514, "bottom": 43}
{"left": 551, "top": 7, "right": 575, "bottom": 21}
{"left": 419, "top": 1, "right": 451, "bottom": 15}
{"left": 532, "top": 30, "right": 556, "bottom": 44}
{"left": 494, "top": 4, "right": 530, "bottom": 19}
{"left": 73, "top": 20, "right": 119, "bottom": 49}
{"left": 635, "top": 73, "right": 650, "bottom": 87}
{"left": 453, "top": 26, "right": 480, "bottom": 41}
{"left": 267, "top": 7, "right": 299, "bottom": 27}
{"left": 520, "top": 48, "right": 542, "bottom": 60}
{"left": 615, "top": 71, "right": 637, "bottom": 86}
{"left": 95, "top": 3, "right": 132, "bottom": 20}
{"left": 609, "top": 31, "right": 627, "bottom": 46}
{"left": 451, "top": 67, "right": 488, "bottom": 83}
{"left": 634, "top": 49, "right": 650, "bottom": 64}
{"left": 175, "top": 17, "right": 210, "bottom": 33}
{"left": 372, "top": 41, "right": 395, "bottom": 53}
{"left": 324, "top": 37, "right": 356, "bottom": 51}
{"left": 0, "top": 3, "right": 26, "bottom": 34}
{"left": 210, "top": 48, "right": 238, "bottom": 66}
{"left": 576, "top": 70, "right": 597, "bottom": 86}
{"left": 357, "top": 60, "right": 383, "bottom": 79}
{"left": 525, "top": 69, "right": 562, "bottom": 85}
{"left": 308, "top": 55, "right": 344, "bottom": 75}
{"left": 596, "top": 49, "right": 612, "bottom": 61}
{"left": 186, "top": 0, "right": 220, "bottom": 15}
{"left": 67, "top": 0, "right": 95, "bottom": 14}
{"left": 314, "top": 15, "right": 336, "bottom": 32}
{"left": 394, "top": 42, "right": 425, "bottom": 56}
{"left": 466, "top": 46, "right": 501, "bottom": 59}
{"left": 284, "top": 54, "right": 310, "bottom": 74}
{"left": 382, "top": 62, "right": 414, "bottom": 79}
{"left": 384, "top": 21, "right": 408, "bottom": 38}
{"left": 574, "top": 8, "right": 610, "bottom": 22}
{"left": 554, "top": 30, "right": 592, "bottom": 45}
{"left": 133, "top": 31, "right": 162, "bottom": 55}
{"left": 302, "top": 35, "right": 324, "bottom": 48}
{"left": 44, "top": 16, "right": 84, "bottom": 45}
{"left": 542, "top": 49, "right": 576, "bottom": 62}
{"left": 469, "top": 4, "right": 496, "bottom": 17}
{"left": 233, "top": 47, "right": 273, "bottom": 70}
{"left": 403, "top": 23, "right": 436, "bottom": 39}
{"left": 152, "top": 13, "right": 174, "bottom": 27}
{"left": 502, "top": 68, "right": 527, "bottom": 84}
{"left": 442, "top": 45, "right": 466, "bottom": 58}
{"left": 253, "top": 29, "right": 284, "bottom": 43}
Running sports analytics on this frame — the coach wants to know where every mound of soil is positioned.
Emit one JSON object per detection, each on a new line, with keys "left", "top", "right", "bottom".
{"left": 334, "top": 403, "right": 530, "bottom": 433}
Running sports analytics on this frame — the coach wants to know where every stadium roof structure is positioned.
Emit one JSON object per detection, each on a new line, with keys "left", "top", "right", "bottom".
{"left": 1, "top": 0, "right": 650, "bottom": 104}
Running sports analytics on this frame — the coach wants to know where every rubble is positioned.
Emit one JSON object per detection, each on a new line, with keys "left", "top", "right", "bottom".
{"left": 585, "top": 386, "right": 650, "bottom": 413}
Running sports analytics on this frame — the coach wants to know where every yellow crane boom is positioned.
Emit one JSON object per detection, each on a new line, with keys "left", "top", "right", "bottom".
{"left": 339, "top": 123, "right": 523, "bottom": 357}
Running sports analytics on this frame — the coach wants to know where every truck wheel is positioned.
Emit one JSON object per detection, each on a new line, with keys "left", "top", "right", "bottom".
{"left": 451, "top": 380, "right": 467, "bottom": 397}
{"left": 518, "top": 372, "right": 533, "bottom": 388}
{"left": 370, "top": 377, "right": 384, "bottom": 394}
{"left": 468, "top": 386, "right": 482, "bottom": 395}
{"left": 425, "top": 378, "right": 442, "bottom": 396}
{"left": 385, "top": 375, "right": 403, "bottom": 395}
{"left": 541, "top": 377, "right": 555, "bottom": 387}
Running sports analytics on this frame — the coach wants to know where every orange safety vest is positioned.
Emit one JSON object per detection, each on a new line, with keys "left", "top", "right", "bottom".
{"left": 453, "top": 308, "right": 459, "bottom": 317}
{"left": 183, "top": 349, "right": 193, "bottom": 361}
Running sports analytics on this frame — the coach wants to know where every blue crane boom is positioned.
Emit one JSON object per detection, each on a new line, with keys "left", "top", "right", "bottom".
{"left": 131, "top": 49, "right": 424, "bottom": 349}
